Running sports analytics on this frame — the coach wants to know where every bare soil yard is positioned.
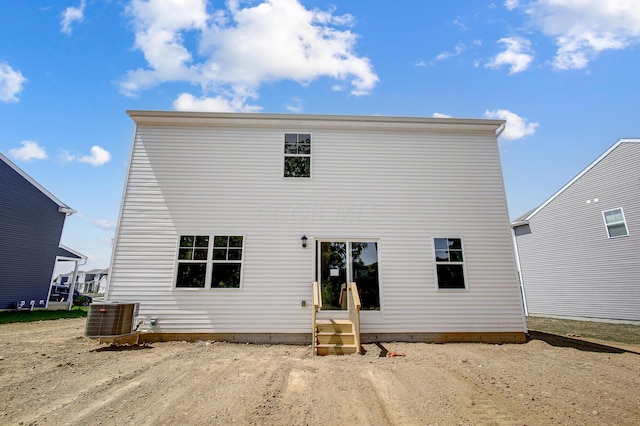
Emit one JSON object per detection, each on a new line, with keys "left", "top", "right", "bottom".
{"left": 1, "top": 318, "right": 639, "bottom": 425}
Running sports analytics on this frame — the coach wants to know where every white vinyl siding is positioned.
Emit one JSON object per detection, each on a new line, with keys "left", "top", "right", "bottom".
{"left": 109, "top": 113, "right": 525, "bottom": 334}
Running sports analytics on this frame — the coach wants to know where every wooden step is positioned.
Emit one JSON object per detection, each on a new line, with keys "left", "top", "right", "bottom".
{"left": 316, "top": 331, "right": 355, "bottom": 345}
{"left": 314, "top": 319, "right": 359, "bottom": 355}
{"left": 315, "top": 343, "right": 358, "bottom": 356}
{"left": 316, "top": 319, "right": 353, "bottom": 333}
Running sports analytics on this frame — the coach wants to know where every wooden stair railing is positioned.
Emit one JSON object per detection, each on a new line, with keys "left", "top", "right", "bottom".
{"left": 347, "top": 282, "right": 362, "bottom": 354}
{"left": 312, "top": 281, "right": 361, "bottom": 356}
{"left": 312, "top": 281, "right": 321, "bottom": 356}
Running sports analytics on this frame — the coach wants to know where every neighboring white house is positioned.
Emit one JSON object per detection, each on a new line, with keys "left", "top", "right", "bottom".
{"left": 512, "top": 139, "right": 640, "bottom": 322}
{"left": 107, "top": 111, "right": 527, "bottom": 344}
{"left": 56, "top": 268, "right": 109, "bottom": 294}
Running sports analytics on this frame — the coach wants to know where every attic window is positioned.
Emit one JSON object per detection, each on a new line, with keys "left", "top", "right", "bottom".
{"left": 284, "top": 133, "right": 311, "bottom": 178}
{"left": 603, "top": 208, "right": 629, "bottom": 238}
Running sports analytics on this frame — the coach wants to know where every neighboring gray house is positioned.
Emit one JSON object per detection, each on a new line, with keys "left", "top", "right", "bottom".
{"left": 0, "top": 152, "right": 86, "bottom": 310}
{"left": 108, "top": 111, "right": 527, "bottom": 346}
{"left": 512, "top": 139, "right": 640, "bottom": 322}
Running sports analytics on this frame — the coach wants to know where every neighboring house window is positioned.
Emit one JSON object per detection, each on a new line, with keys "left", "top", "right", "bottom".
{"left": 284, "top": 133, "right": 311, "bottom": 178}
{"left": 175, "top": 235, "right": 244, "bottom": 289}
{"left": 434, "top": 238, "right": 466, "bottom": 289}
{"left": 603, "top": 208, "right": 629, "bottom": 238}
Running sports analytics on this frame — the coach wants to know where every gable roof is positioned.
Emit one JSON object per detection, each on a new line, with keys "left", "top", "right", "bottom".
{"left": 0, "top": 151, "right": 76, "bottom": 215}
{"left": 511, "top": 138, "right": 640, "bottom": 227}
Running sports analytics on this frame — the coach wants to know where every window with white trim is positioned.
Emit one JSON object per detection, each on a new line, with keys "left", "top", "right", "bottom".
{"left": 284, "top": 133, "right": 311, "bottom": 178}
{"left": 211, "top": 236, "right": 244, "bottom": 288}
{"left": 175, "top": 235, "right": 244, "bottom": 288}
{"left": 434, "top": 238, "right": 466, "bottom": 289}
{"left": 603, "top": 208, "right": 629, "bottom": 238}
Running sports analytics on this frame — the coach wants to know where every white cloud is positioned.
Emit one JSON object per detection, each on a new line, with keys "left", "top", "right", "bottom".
{"left": 58, "top": 149, "right": 76, "bottom": 164}
{"left": 504, "top": 0, "right": 519, "bottom": 11}
{"left": 61, "top": 0, "right": 86, "bottom": 35}
{"left": 453, "top": 17, "right": 468, "bottom": 30}
{"left": 92, "top": 219, "right": 117, "bottom": 230}
{"left": 486, "top": 37, "right": 533, "bottom": 74}
{"left": 9, "top": 141, "right": 47, "bottom": 161}
{"left": 432, "top": 112, "right": 452, "bottom": 118}
{"left": 121, "top": 0, "right": 378, "bottom": 111}
{"left": 0, "top": 62, "right": 27, "bottom": 103}
{"left": 435, "top": 43, "right": 466, "bottom": 61}
{"left": 78, "top": 145, "right": 112, "bottom": 166}
{"left": 484, "top": 109, "right": 538, "bottom": 140}
{"left": 99, "top": 237, "right": 115, "bottom": 246}
{"left": 527, "top": 0, "right": 640, "bottom": 70}
{"left": 285, "top": 97, "right": 303, "bottom": 113}
{"left": 173, "top": 93, "right": 262, "bottom": 112}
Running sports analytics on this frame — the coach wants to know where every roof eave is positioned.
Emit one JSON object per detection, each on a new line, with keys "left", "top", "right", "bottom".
{"left": 126, "top": 110, "right": 505, "bottom": 133}
{"left": 515, "top": 138, "right": 640, "bottom": 222}
{"left": 0, "top": 152, "right": 75, "bottom": 213}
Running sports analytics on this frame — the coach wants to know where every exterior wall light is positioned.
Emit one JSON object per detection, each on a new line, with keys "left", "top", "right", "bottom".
{"left": 301, "top": 235, "right": 308, "bottom": 248}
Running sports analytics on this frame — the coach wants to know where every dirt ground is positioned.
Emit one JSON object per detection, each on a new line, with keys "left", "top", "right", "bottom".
{"left": 1, "top": 319, "right": 639, "bottom": 425}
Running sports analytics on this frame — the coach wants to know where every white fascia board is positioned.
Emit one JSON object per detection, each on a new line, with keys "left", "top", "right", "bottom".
{"left": 0, "top": 151, "right": 75, "bottom": 213}
{"left": 520, "top": 138, "right": 640, "bottom": 223}
{"left": 126, "top": 110, "right": 505, "bottom": 134}
{"left": 59, "top": 244, "right": 88, "bottom": 261}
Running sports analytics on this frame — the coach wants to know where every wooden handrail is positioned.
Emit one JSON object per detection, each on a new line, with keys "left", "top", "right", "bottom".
{"left": 347, "top": 282, "right": 361, "bottom": 354}
{"left": 312, "top": 281, "right": 321, "bottom": 356}
{"left": 339, "top": 283, "right": 347, "bottom": 310}
{"left": 313, "top": 281, "right": 322, "bottom": 310}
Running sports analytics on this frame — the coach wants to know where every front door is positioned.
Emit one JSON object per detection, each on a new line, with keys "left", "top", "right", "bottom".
{"left": 318, "top": 241, "right": 380, "bottom": 311}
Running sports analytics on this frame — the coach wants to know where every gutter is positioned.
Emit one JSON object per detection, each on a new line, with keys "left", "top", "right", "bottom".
{"left": 59, "top": 207, "right": 77, "bottom": 216}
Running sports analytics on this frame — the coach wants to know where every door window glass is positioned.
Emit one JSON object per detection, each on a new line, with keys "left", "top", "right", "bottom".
{"left": 319, "top": 241, "right": 380, "bottom": 310}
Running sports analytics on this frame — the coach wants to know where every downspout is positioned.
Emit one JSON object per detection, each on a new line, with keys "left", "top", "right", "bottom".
{"left": 496, "top": 122, "right": 506, "bottom": 139}
{"left": 511, "top": 227, "right": 528, "bottom": 317}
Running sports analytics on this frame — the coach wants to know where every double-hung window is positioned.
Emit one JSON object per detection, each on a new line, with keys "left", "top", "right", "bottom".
{"left": 175, "top": 235, "right": 244, "bottom": 289}
{"left": 434, "top": 238, "right": 466, "bottom": 289}
{"left": 176, "top": 235, "right": 209, "bottom": 288}
{"left": 284, "top": 133, "right": 311, "bottom": 178}
{"left": 211, "top": 236, "right": 244, "bottom": 288}
{"left": 602, "top": 208, "right": 629, "bottom": 238}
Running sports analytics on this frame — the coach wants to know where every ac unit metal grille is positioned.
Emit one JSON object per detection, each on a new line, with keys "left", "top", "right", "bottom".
{"left": 85, "top": 303, "right": 139, "bottom": 338}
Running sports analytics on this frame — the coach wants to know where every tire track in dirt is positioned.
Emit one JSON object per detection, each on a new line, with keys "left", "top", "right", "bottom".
{"left": 15, "top": 342, "right": 195, "bottom": 425}
{"left": 364, "top": 369, "right": 422, "bottom": 425}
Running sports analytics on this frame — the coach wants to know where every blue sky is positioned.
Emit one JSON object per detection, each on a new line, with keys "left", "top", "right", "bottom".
{"left": 2, "top": 0, "right": 639, "bottom": 272}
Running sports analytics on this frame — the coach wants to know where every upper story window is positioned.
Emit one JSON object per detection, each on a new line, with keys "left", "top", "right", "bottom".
{"left": 434, "top": 238, "right": 466, "bottom": 289}
{"left": 284, "top": 133, "right": 311, "bottom": 178}
{"left": 603, "top": 208, "right": 629, "bottom": 238}
{"left": 175, "top": 235, "right": 244, "bottom": 289}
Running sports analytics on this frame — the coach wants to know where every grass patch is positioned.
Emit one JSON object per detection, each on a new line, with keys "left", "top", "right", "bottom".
{"left": 527, "top": 316, "right": 640, "bottom": 345}
{"left": 0, "top": 307, "right": 88, "bottom": 324}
